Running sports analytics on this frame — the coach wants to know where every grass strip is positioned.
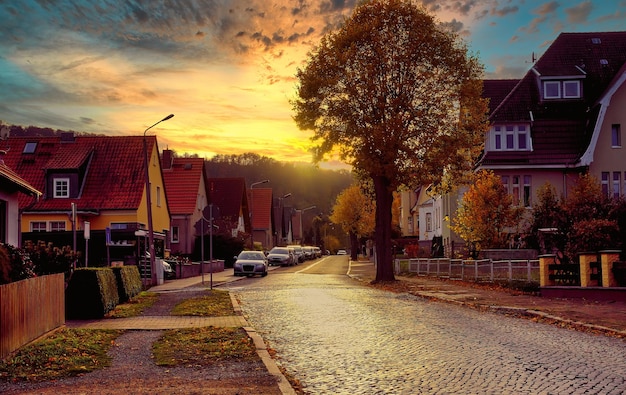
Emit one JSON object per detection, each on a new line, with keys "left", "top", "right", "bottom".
{"left": 0, "top": 328, "right": 123, "bottom": 383}
{"left": 153, "top": 327, "right": 257, "bottom": 367}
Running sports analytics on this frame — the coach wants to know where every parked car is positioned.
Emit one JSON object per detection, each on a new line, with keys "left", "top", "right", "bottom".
{"left": 337, "top": 249, "right": 347, "bottom": 255}
{"left": 267, "top": 247, "right": 295, "bottom": 266}
{"left": 233, "top": 251, "right": 268, "bottom": 277}
{"left": 287, "top": 245, "right": 305, "bottom": 263}
{"left": 313, "top": 247, "right": 322, "bottom": 258}
{"left": 162, "top": 260, "right": 176, "bottom": 279}
{"left": 302, "top": 246, "right": 315, "bottom": 260}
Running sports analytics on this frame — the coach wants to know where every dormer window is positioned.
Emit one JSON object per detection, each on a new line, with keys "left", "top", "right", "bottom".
{"left": 542, "top": 79, "right": 581, "bottom": 100}
{"left": 53, "top": 177, "right": 70, "bottom": 198}
{"left": 488, "top": 124, "right": 532, "bottom": 152}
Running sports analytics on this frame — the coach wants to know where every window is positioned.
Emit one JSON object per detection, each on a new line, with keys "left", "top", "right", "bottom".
{"left": 156, "top": 186, "right": 161, "bottom": 207}
{"left": 512, "top": 176, "right": 520, "bottom": 205}
{"left": 501, "top": 174, "right": 532, "bottom": 206}
{"left": 171, "top": 226, "right": 180, "bottom": 243}
{"left": 523, "top": 176, "right": 532, "bottom": 207}
{"left": 544, "top": 81, "right": 561, "bottom": 99}
{"left": 613, "top": 172, "right": 621, "bottom": 199}
{"left": 31, "top": 221, "right": 46, "bottom": 232}
{"left": 490, "top": 124, "right": 531, "bottom": 151}
{"left": 601, "top": 172, "right": 610, "bottom": 197}
{"left": 50, "top": 221, "right": 66, "bottom": 232}
{"left": 23, "top": 142, "right": 37, "bottom": 154}
{"left": 53, "top": 178, "right": 70, "bottom": 198}
{"left": 543, "top": 80, "right": 581, "bottom": 99}
{"left": 501, "top": 176, "right": 510, "bottom": 194}
{"left": 111, "top": 223, "right": 129, "bottom": 230}
{"left": 563, "top": 81, "right": 581, "bottom": 98}
{"left": 425, "top": 213, "right": 432, "bottom": 232}
{"left": 612, "top": 124, "right": 621, "bottom": 147}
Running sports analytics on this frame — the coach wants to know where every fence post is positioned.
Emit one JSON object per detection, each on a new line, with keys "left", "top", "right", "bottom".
{"left": 527, "top": 260, "right": 532, "bottom": 282}
{"left": 508, "top": 260, "right": 512, "bottom": 282}
{"left": 474, "top": 260, "right": 478, "bottom": 281}
{"left": 490, "top": 260, "right": 494, "bottom": 282}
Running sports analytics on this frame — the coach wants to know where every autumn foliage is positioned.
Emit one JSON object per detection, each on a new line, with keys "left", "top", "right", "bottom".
{"left": 452, "top": 170, "right": 524, "bottom": 250}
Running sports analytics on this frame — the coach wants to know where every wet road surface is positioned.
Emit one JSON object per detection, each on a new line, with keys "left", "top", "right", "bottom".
{"left": 225, "top": 256, "right": 626, "bottom": 394}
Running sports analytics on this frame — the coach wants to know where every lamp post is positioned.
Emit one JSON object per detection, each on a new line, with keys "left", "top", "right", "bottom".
{"left": 143, "top": 113, "right": 174, "bottom": 286}
{"left": 299, "top": 205, "right": 316, "bottom": 245}
{"left": 249, "top": 179, "right": 269, "bottom": 249}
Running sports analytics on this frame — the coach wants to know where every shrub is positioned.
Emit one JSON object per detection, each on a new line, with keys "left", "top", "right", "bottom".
{"left": 0, "top": 243, "right": 36, "bottom": 284}
{"left": 65, "top": 268, "right": 119, "bottom": 319}
{"left": 111, "top": 265, "right": 142, "bottom": 303}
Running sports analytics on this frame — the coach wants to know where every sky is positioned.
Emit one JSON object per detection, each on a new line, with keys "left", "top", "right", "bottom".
{"left": 1, "top": 1, "right": 626, "bottom": 169}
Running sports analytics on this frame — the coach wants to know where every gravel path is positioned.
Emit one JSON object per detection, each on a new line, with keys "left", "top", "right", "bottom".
{"left": 0, "top": 288, "right": 282, "bottom": 395}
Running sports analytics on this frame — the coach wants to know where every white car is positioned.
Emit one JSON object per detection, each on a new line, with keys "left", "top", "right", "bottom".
{"left": 337, "top": 249, "right": 347, "bottom": 255}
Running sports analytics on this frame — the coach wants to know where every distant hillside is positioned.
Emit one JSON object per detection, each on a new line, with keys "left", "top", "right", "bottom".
{"left": 205, "top": 153, "right": 354, "bottom": 218}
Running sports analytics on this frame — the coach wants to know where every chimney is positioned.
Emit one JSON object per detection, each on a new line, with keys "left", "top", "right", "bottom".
{"left": 162, "top": 149, "right": 173, "bottom": 170}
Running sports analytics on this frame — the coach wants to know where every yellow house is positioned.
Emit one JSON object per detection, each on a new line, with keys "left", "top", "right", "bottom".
{"left": 3, "top": 133, "right": 171, "bottom": 266}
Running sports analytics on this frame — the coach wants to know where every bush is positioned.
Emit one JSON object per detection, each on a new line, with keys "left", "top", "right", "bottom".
{"left": 111, "top": 265, "right": 142, "bottom": 303}
{"left": 0, "top": 243, "right": 36, "bottom": 284}
{"left": 65, "top": 268, "right": 119, "bottom": 319}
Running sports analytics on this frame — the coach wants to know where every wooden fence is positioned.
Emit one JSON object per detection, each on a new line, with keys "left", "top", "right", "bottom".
{"left": 1, "top": 274, "right": 65, "bottom": 360}
{"left": 394, "top": 258, "right": 540, "bottom": 283}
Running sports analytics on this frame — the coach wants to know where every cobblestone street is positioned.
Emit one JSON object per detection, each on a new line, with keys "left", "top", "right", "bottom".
{"left": 227, "top": 272, "right": 626, "bottom": 395}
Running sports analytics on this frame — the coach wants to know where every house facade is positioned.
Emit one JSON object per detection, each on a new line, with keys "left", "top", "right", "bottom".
{"left": 478, "top": 32, "right": 626, "bottom": 205}
{"left": 249, "top": 187, "right": 274, "bottom": 250}
{"left": 3, "top": 134, "right": 171, "bottom": 265}
{"left": 206, "top": 178, "right": 250, "bottom": 242}
{"left": 161, "top": 150, "right": 208, "bottom": 256}
{"left": 0, "top": 150, "right": 41, "bottom": 246}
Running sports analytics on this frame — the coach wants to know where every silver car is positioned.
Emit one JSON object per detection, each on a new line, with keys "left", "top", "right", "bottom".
{"left": 233, "top": 251, "right": 268, "bottom": 277}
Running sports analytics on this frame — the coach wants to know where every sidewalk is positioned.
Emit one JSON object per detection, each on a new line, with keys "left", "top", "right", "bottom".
{"left": 348, "top": 258, "right": 626, "bottom": 337}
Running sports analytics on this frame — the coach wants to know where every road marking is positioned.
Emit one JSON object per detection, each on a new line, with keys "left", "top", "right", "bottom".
{"left": 295, "top": 257, "right": 330, "bottom": 273}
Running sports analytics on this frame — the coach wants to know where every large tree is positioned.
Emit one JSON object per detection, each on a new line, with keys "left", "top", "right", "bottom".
{"left": 293, "top": 0, "right": 488, "bottom": 281}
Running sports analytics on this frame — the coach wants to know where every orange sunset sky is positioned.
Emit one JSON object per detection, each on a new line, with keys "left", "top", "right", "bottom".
{"left": 1, "top": 1, "right": 625, "bottom": 169}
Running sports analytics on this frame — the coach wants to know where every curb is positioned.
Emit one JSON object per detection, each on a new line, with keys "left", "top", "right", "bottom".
{"left": 229, "top": 293, "right": 297, "bottom": 395}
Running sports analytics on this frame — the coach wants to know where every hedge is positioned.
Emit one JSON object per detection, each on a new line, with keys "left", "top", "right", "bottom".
{"left": 65, "top": 268, "right": 119, "bottom": 319}
{"left": 111, "top": 265, "right": 142, "bottom": 303}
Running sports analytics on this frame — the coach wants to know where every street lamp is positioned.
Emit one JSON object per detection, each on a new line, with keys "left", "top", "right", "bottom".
{"left": 249, "top": 179, "right": 269, "bottom": 249}
{"left": 143, "top": 113, "right": 174, "bottom": 286}
{"left": 299, "top": 205, "right": 316, "bottom": 245}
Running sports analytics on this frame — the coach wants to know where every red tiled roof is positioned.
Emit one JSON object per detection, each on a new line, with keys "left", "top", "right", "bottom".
{"left": 3, "top": 135, "right": 156, "bottom": 211}
{"left": 249, "top": 188, "right": 273, "bottom": 230}
{"left": 482, "top": 31, "right": 626, "bottom": 167}
{"left": 162, "top": 157, "right": 206, "bottom": 215}
{"left": 0, "top": 161, "right": 41, "bottom": 196}
{"left": 207, "top": 178, "right": 248, "bottom": 222}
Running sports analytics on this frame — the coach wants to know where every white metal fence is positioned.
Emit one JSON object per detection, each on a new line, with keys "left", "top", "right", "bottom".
{"left": 394, "top": 258, "right": 540, "bottom": 283}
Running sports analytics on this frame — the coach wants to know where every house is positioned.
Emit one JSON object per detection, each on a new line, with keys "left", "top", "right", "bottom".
{"left": 248, "top": 187, "right": 274, "bottom": 250}
{"left": 206, "top": 178, "right": 250, "bottom": 243}
{"left": 0, "top": 149, "right": 41, "bottom": 246}
{"left": 161, "top": 149, "right": 208, "bottom": 256}
{"left": 2, "top": 134, "right": 171, "bottom": 266}
{"left": 273, "top": 198, "right": 293, "bottom": 246}
{"left": 478, "top": 31, "right": 626, "bottom": 204}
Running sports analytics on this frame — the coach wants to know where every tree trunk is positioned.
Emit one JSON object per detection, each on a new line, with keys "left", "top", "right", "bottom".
{"left": 372, "top": 175, "right": 395, "bottom": 282}
{"left": 349, "top": 231, "right": 359, "bottom": 261}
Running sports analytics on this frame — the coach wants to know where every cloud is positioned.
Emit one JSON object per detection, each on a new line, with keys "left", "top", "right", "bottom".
{"left": 521, "top": 1, "right": 560, "bottom": 34}
{"left": 491, "top": 5, "right": 519, "bottom": 17}
{"left": 565, "top": 0, "right": 593, "bottom": 24}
